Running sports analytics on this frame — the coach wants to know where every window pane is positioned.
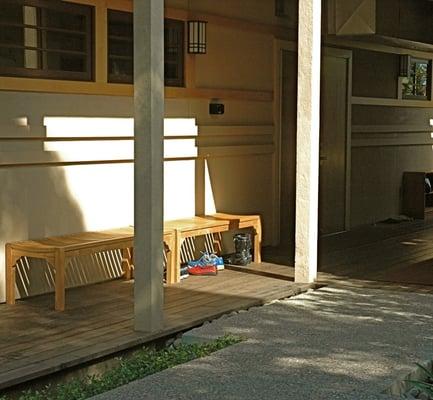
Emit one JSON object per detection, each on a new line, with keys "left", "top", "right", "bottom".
{"left": 45, "top": 31, "right": 86, "bottom": 52}
{"left": 41, "top": 9, "right": 87, "bottom": 32}
{"left": 403, "top": 59, "right": 430, "bottom": 99}
{"left": 0, "top": 3, "right": 23, "bottom": 24}
{"left": 0, "top": 27, "right": 24, "bottom": 46}
{"left": 0, "top": 47, "right": 24, "bottom": 68}
{"left": 109, "top": 58, "right": 133, "bottom": 83}
{"left": 164, "top": 19, "right": 184, "bottom": 86}
{"left": 108, "top": 11, "right": 133, "bottom": 37}
{"left": 45, "top": 52, "right": 86, "bottom": 73}
{"left": 109, "top": 39, "right": 132, "bottom": 57}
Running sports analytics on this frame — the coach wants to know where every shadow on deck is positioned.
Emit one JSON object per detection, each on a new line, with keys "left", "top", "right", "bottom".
{"left": 0, "top": 266, "right": 311, "bottom": 391}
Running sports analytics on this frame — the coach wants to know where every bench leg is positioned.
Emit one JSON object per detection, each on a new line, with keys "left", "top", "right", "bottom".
{"left": 54, "top": 250, "right": 66, "bottom": 311}
{"left": 212, "top": 232, "right": 223, "bottom": 255}
{"left": 172, "top": 232, "right": 182, "bottom": 284}
{"left": 121, "top": 247, "right": 133, "bottom": 280}
{"left": 165, "top": 236, "right": 177, "bottom": 284}
{"left": 253, "top": 221, "right": 262, "bottom": 263}
{"left": 6, "top": 245, "right": 17, "bottom": 305}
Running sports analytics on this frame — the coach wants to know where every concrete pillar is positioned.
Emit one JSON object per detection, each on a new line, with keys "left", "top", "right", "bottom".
{"left": 133, "top": 0, "right": 164, "bottom": 332}
{"left": 295, "top": 0, "right": 322, "bottom": 283}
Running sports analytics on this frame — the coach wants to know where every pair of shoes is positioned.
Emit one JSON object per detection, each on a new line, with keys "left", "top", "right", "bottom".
{"left": 180, "top": 266, "right": 189, "bottom": 280}
{"left": 187, "top": 252, "right": 225, "bottom": 271}
{"left": 188, "top": 264, "right": 218, "bottom": 276}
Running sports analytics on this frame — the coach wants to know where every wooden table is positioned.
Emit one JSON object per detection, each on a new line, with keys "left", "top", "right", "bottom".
{"left": 6, "top": 227, "right": 175, "bottom": 311}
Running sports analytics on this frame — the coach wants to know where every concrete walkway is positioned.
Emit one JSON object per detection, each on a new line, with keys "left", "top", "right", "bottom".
{"left": 92, "top": 287, "right": 433, "bottom": 400}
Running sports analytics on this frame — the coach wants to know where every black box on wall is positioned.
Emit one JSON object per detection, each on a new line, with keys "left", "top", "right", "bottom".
{"left": 209, "top": 103, "right": 225, "bottom": 115}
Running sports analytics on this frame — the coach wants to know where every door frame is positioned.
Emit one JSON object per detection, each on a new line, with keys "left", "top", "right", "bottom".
{"left": 273, "top": 42, "right": 353, "bottom": 244}
{"left": 321, "top": 47, "right": 353, "bottom": 233}
{"left": 273, "top": 39, "right": 297, "bottom": 246}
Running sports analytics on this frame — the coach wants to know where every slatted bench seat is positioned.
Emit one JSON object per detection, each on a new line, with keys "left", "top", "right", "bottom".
{"left": 165, "top": 213, "right": 262, "bottom": 283}
{"left": 5, "top": 214, "right": 261, "bottom": 310}
{"left": 6, "top": 227, "right": 175, "bottom": 311}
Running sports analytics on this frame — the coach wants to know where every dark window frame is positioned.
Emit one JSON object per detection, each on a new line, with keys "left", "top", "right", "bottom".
{"left": 0, "top": 0, "right": 94, "bottom": 81}
{"left": 402, "top": 57, "right": 432, "bottom": 101}
{"left": 107, "top": 10, "right": 185, "bottom": 87}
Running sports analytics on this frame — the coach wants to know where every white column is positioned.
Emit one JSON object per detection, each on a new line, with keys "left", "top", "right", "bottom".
{"left": 134, "top": 0, "right": 164, "bottom": 332}
{"left": 295, "top": 0, "right": 322, "bottom": 283}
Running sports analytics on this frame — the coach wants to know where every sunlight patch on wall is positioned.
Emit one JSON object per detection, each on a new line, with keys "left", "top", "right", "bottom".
{"left": 44, "top": 117, "right": 133, "bottom": 159}
{"left": 204, "top": 159, "right": 217, "bottom": 215}
{"left": 42, "top": 117, "right": 200, "bottom": 224}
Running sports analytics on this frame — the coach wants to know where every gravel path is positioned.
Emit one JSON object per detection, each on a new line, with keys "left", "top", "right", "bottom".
{"left": 92, "top": 286, "right": 433, "bottom": 400}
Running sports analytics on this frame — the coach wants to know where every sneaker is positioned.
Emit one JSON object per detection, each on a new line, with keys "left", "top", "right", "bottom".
{"left": 187, "top": 252, "right": 225, "bottom": 270}
{"left": 180, "top": 266, "right": 189, "bottom": 280}
{"left": 188, "top": 264, "right": 218, "bottom": 276}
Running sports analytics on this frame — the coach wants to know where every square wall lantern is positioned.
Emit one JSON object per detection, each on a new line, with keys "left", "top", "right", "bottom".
{"left": 188, "top": 20, "right": 207, "bottom": 54}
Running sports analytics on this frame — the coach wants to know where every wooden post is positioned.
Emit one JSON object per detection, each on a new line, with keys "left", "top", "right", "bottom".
{"left": 133, "top": 0, "right": 164, "bottom": 332}
{"left": 295, "top": 0, "right": 322, "bottom": 283}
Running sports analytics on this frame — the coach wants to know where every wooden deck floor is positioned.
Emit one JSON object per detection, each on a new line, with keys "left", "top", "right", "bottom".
{"left": 0, "top": 266, "right": 310, "bottom": 391}
{"left": 265, "top": 218, "right": 433, "bottom": 292}
{"left": 2, "top": 219, "right": 433, "bottom": 391}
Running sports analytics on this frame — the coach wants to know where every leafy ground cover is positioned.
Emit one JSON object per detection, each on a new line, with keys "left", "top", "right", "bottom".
{"left": 0, "top": 335, "right": 241, "bottom": 400}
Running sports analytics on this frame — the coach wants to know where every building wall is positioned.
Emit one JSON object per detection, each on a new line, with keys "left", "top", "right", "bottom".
{"left": 0, "top": 0, "right": 289, "bottom": 302}
{"left": 340, "top": 41, "right": 433, "bottom": 228}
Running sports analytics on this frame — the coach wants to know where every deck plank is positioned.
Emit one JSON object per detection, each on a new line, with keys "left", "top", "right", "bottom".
{"left": 0, "top": 268, "right": 308, "bottom": 390}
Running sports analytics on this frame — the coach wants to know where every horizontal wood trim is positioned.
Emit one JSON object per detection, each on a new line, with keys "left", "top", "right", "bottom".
{"left": 0, "top": 144, "right": 274, "bottom": 168}
{"left": 0, "top": 77, "right": 133, "bottom": 96}
{"left": 107, "top": 0, "right": 132, "bottom": 12}
{"left": 0, "top": 77, "right": 272, "bottom": 101}
{"left": 325, "top": 36, "right": 433, "bottom": 61}
{"left": 0, "top": 136, "right": 134, "bottom": 141}
{"left": 352, "top": 132, "right": 433, "bottom": 148}
{"left": 166, "top": 87, "right": 273, "bottom": 102}
{"left": 0, "top": 136, "right": 199, "bottom": 141}
{"left": 352, "top": 125, "right": 433, "bottom": 134}
{"left": 199, "top": 125, "right": 274, "bottom": 136}
{"left": 352, "top": 96, "right": 433, "bottom": 108}
{"left": 0, "top": 159, "right": 133, "bottom": 169}
{"left": 198, "top": 144, "right": 274, "bottom": 157}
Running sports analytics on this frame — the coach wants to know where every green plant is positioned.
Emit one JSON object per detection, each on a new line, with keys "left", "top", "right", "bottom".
{"left": 407, "top": 362, "right": 433, "bottom": 399}
{"left": 1, "top": 335, "right": 241, "bottom": 400}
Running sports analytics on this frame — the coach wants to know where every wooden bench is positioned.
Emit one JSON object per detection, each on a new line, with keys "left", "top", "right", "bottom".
{"left": 165, "top": 213, "right": 262, "bottom": 283}
{"left": 5, "top": 213, "right": 261, "bottom": 310}
{"left": 6, "top": 227, "right": 175, "bottom": 311}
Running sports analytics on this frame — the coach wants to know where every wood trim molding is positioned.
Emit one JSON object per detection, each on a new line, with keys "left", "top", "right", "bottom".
{"left": 352, "top": 133, "right": 433, "bottom": 148}
{"left": 95, "top": 1, "right": 108, "bottom": 83}
{"left": 0, "top": 77, "right": 133, "bottom": 96}
{"left": 352, "top": 125, "right": 433, "bottom": 134}
{"left": 352, "top": 96, "right": 433, "bottom": 108}
{"left": 0, "top": 145, "right": 274, "bottom": 169}
{"left": 325, "top": 36, "right": 433, "bottom": 60}
{"left": 165, "top": 87, "right": 273, "bottom": 102}
{"left": 0, "top": 77, "right": 273, "bottom": 101}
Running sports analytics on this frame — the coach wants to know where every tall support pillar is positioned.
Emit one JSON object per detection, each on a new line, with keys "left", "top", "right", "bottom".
{"left": 295, "top": 0, "right": 322, "bottom": 283}
{"left": 133, "top": 0, "right": 164, "bottom": 332}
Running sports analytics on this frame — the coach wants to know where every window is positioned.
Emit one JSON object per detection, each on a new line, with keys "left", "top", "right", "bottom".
{"left": 0, "top": 0, "right": 93, "bottom": 81}
{"left": 107, "top": 10, "right": 185, "bottom": 87}
{"left": 107, "top": 9, "right": 132, "bottom": 84}
{"left": 164, "top": 19, "right": 184, "bottom": 87}
{"left": 402, "top": 58, "right": 431, "bottom": 100}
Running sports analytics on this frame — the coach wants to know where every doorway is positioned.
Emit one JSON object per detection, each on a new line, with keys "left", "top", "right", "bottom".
{"left": 278, "top": 46, "right": 352, "bottom": 255}
{"left": 319, "top": 48, "right": 352, "bottom": 235}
